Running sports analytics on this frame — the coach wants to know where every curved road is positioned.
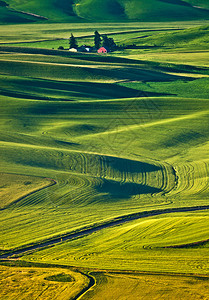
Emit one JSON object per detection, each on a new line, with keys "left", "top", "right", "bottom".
{"left": 1, "top": 204, "right": 209, "bottom": 259}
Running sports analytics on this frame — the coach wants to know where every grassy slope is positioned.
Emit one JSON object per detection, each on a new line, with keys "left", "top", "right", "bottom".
{"left": 121, "top": 51, "right": 209, "bottom": 68}
{"left": 0, "top": 22, "right": 209, "bottom": 299}
{"left": 140, "top": 25, "right": 209, "bottom": 48}
{"left": 6, "top": 0, "right": 79, "bottom": 22}
{"left": 0, "top": 173, "right": 51, "bottom": 208}
{"left": 185, "top": 0, "right": 209, "bottom": 9}
{"left": 0, "top": 21, "right": 205, "bottom": 44}
{"left": 0, "top": 6, "right": 39, "bottom": 23}
{"left": 25, "top": 211, "right": 209, "bottom": 274}
{"left": 116, "top": 25, "right": 209, "bottom": 50}
{"left": 1, "top": 0, "right": 209, "bottom": 23}
{"left": 119, "top": 78, "right": 209, "bottom": 100}
{"left": 0, "top": 41, "right": 208, "bottom": 249}
{"left": 75, "top": 0, "right": 209, "bottom": 21}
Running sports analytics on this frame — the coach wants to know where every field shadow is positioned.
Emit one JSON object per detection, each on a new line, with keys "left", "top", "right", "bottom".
{"left": 163, "top": 131, "right": 204, "bottom": 147}
{"left": 115, "top": 66, "right": 187, "bottom": 82}
{"left": 4, "top": 78, "right": 172, "bottom": 99}
{"left": 0, "top": 89, "right": 53, "bottom": 101}
{"left": 144, "top": 60, "right": 209, "bottom": 76}
{"left": 104, "top": 156, "right": 161, "bottom": 173}
{"left": 54, "top": 140, "right": 80, "bottom": 147}
{"left": 96, "top": 178, "right": 162, "bottom": 201}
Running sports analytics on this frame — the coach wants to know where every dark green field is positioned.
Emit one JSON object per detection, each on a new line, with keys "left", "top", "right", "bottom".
{"left": 0, "top": 3, "right": 209, "bottom": 298}
{"left": 1, "top": 0, "right": 209, "bottom": 23}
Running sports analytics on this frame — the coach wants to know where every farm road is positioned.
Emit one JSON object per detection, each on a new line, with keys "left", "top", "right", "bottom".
{"left": 1, "top": 204, "right": 209, "bottom": 259}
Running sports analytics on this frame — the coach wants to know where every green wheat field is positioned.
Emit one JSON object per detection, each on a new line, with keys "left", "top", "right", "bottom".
{"left": 0, "top": 0, "right": 209, "bottom": 299}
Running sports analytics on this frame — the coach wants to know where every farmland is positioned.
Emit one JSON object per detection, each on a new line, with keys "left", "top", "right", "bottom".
{"left": 83, "top": 271, "right": 209, "bottom": 300}
{"left": 1, "top": 0, "right": 209, "bottom": 23}
{"left": 0, "top": 262, "right": 90, "bottom": 300}
{"left": 0, "top": 15, "right": 209, "bottom": 300}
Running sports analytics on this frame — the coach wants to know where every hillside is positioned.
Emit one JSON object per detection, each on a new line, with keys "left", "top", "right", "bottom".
{"left": 0, "top": 17, "right": 209, "bottom": 299}
{"left": 118, "top": 25, "right": 209, "bottom": 49}
{"left": 1, "top": 0, "right": 209, "bottom": 23}
{"left": 185, "top": 0, "right": 209, "bottom": 9}
{"left": 4, "top": 0, "right": 79, "bottom": 23}
{"left": 75, "top": 0, "right": 209, "bottom": 21}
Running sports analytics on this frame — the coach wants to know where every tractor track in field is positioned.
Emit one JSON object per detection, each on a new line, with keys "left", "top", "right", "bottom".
{"left": 0, "top": 178, "right": 57, "bottom": 211}
{"left": 1, "top": 204, "right": 209, "bottom": 260}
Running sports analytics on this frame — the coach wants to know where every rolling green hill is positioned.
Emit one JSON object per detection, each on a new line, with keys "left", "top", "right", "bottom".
{"left": 1, "top": 0, "right": 209, "bottom": 23}
{"left": 0, "top": 6, "right": 40, "bottom": 23}
{"left": 0, "top": 18, "right": 209, "bottom": 299}
{"left": 0, "top": 43, "right": 209, "bottom": 251}
{"left": 185, "top": 0, "right": 209, "bottom": 9}
{"left": 132, "top": 25, "right": 209, "bottom": 48}
{"left": 5, "top": 0, "right": 79, "bottom": 23}
{"left": 75, "top": 0, "right": 209, "bottom": 21}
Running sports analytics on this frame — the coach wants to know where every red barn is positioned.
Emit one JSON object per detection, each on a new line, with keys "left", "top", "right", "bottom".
{"left": 98, "top": 47, "right": 108, "bottom": 53}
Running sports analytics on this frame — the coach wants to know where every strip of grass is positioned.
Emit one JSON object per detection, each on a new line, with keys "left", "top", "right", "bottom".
{"left": 119, "top": 51, "right": 209, "bottom": 67}
{"left": 0, "top": 21, "right": 204, "bottom": 43}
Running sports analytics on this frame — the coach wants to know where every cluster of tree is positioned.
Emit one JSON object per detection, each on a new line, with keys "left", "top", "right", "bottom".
{"left": 69, "top": 33, "right": 78, "bottom": 49}
{"left": 69, "top": 31, "right": 117, "bottom": 51}
{"left": 0, "top": 0, "right": 9, "bottom": 6}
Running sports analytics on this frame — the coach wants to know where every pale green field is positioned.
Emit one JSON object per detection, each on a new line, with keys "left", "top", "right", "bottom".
{"left": 116, "top": 51, "right": 209, "bottom": 67}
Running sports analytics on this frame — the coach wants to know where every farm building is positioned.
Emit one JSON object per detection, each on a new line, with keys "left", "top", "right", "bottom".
{"left": 78, "top": 45, "right": 93, "bottom": 52}
{"left": 98, "top": 47, "right": 108, "bottom": 53}
{"left": 69, "top": 48, "right": 78, "bottom": 52}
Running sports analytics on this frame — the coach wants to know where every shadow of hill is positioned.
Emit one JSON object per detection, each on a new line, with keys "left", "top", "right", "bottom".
{"left": 54, "top": 140, "right": 80, "bottom": 147}
{"left": 162, "top": 131, "right": 205, "bottom": 148}
{"left": 103, "top": 156, "right": 161, "bottom": 173}
{"left": 96, "top": 178, "right": 162, "bottom": 201}
{"left": 3, "top": 78, "right": 171, "bottom": 100}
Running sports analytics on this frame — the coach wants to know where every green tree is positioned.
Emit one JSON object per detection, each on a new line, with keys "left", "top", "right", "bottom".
{"left": 94, "top": 30, "right": 102, "bottom": 49}
{"left": 0, "top": 1, "right": 9, "bottom": 7}
{"left": 108, "top": 37, "right": 117, "bottom": 50}
{"left": 69, "top": 33, "right": 78, "bottom": 49}
{"left": 102, "top": 35, "right": 110, "bottom": 49}
{"left": 102, "top": 35, "right": 117, "bottom": 51}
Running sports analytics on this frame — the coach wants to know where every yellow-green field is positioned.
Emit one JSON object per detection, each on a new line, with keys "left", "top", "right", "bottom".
{"left": 116, "top": 50, "right": 209, "bottom": 67}
{"left": 0, "top": 264, "right": 89, "bottom": 300}
{"left": 0, "top": 20, "right": 209, "bottom": 299}
{"left": 83, "top": 271, "right": 209, "bottom": 300}
{"left": 0, "top": 173, "right": 53, "bottom": 209}
{"left": 24, "top": 211, "right": 209, "bottom": 274}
